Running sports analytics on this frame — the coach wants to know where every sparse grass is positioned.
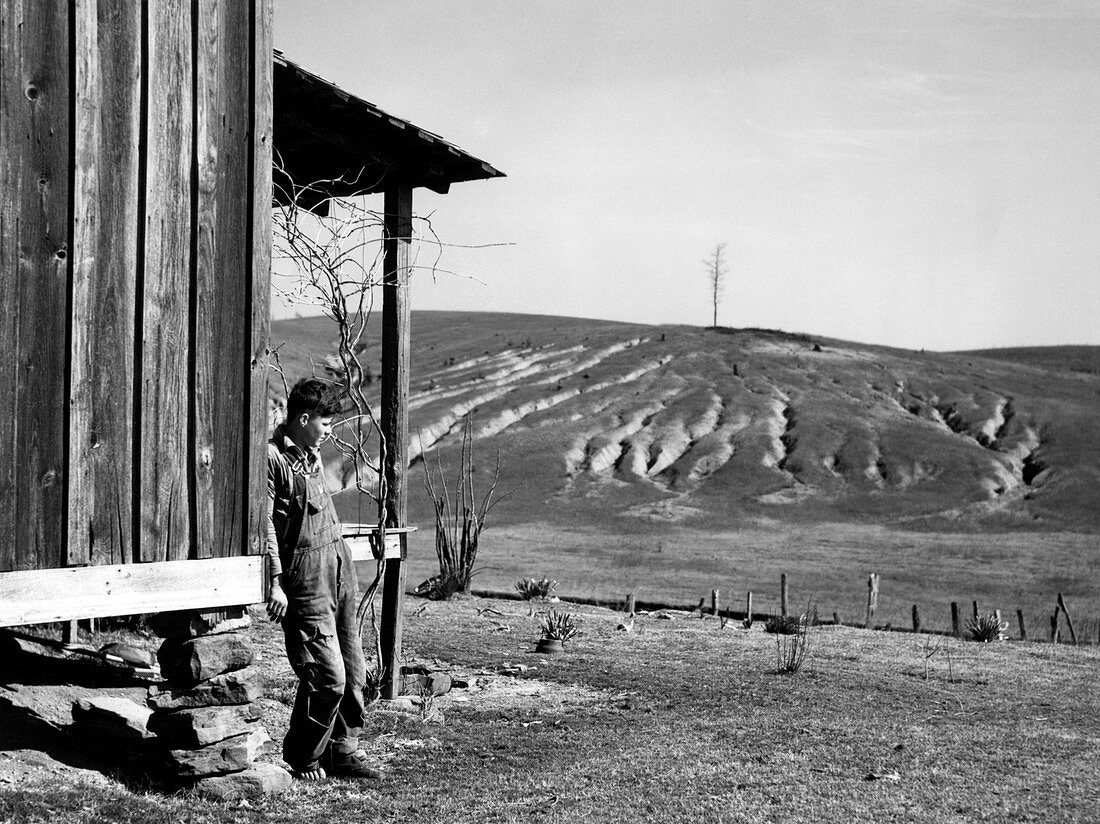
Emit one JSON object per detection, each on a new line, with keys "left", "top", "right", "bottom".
{"left": 4, "top": 600, "right": 1099, "bottom": 823}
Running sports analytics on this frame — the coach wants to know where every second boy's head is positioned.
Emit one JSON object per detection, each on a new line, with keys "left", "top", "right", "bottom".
{"left": 285, "top": 379, "right": 341, "bottom": 449}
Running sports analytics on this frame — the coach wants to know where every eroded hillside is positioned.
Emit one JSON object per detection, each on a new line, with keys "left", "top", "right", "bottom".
{"left": 270, "top": 312, "right": 1100, "bottom": 533}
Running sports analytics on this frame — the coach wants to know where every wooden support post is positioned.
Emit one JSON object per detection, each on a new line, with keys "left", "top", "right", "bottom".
{"left": 62, "top": 620, "right": 78, "bottom": 645}
{"left": 993, "top": 609, "right": 1002, "bottom": 630}
{"left": 1056, "top": 593, "right": 1077, "bottom": 645}
{"left": 745, "top": 591, "right": 753, "bottom": 625}
{"left": 780, "top": 574, "right": 789, "bottom": 619}
{"left": 711, "top": 589, "right": 720, "bottom": 617}
{"left": 625, "top": 593, "right": 636, "bottom": 615}
{"left": 912, "top": 605, "right": 921, "bottom": 634}
{"left": 379, "top": 183, "right": 413, "bottom": 700}
{"left": 865, "top": 574, "right": 879, "bottom": 629}
{"left": 972, "top": 600, "right": 979, "bottom": 622}
{"left": 1017, "top": 609, "right": 1027, "bottom": 641}
{"left": 1050, "top": 608, "right": 1060, "bottom": 644}
{"left": 951, "top": 602, "right": 960, "bottom": 637}
{"left": 833, "top": 611, "right": 840, "bottom": 626}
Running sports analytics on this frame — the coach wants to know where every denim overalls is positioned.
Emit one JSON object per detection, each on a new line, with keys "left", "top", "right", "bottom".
{"left": 279, "top": 454, "right": 366, "bottom": 770}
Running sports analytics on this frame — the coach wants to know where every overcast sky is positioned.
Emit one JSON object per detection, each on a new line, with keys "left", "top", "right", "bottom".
{"left": 272, "top": 0, "right": 1100, "bottom": 351}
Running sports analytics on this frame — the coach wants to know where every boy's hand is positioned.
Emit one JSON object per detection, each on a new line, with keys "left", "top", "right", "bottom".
{"left": 267, "top": 578, "right": 288, "bottom": 622}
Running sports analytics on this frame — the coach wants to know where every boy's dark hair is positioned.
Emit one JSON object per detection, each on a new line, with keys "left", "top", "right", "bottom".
{"left": 286, "top": 379, "right": 341, "bottom": 420}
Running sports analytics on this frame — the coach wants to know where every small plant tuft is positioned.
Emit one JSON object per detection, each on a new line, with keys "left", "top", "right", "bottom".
{"left": 414, "top": 570, "right": 470, "bottom": 601}
{"left": 515, "top": 576, "right": 559, "bottom": 600}
{"left": 362, "top": 665, "right": 385, "bottom": 704}
{"left": 967, "top": 613, "right": 1008, "bottom": 643}
{"left": 539, "top": 610, "right": 581, "bottom": 645}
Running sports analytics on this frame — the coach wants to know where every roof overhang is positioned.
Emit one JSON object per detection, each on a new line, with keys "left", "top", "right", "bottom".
{"left": 273, "top": 50, "right": 503, "bottom": 206}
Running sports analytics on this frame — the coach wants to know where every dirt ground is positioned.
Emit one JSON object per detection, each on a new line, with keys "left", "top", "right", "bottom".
{"left": 0, "top": 605, "right": 593, "bottom": 794}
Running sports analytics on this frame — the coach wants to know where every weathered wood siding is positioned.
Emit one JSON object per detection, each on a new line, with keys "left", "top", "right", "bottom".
{"left": 0, "top": 2, "right": 71, "bottom": 575}
{"left": 0, "top": 0, "right": 272, "bottom": 573}
{"left": 247, "top": 0, "right": 273, "bottom": 558}
{"left": 69, "top": 0, "right": 141, "bottom": 568}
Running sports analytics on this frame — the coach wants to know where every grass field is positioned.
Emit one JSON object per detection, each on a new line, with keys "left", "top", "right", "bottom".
{"left": 2, "top": 600, "right": 1099, "bottom": 823}
{"left": 397, "top": 522, "right": 1100, "bottom": 645}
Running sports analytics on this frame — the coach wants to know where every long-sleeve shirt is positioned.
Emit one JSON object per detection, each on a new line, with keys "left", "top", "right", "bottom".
{"left": 266, "top": 425, "right": 324, "bottom": 578}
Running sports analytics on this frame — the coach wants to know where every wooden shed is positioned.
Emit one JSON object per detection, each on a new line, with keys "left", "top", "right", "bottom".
{"left": 0, "top": 1, "right": 500, "bottom": 642}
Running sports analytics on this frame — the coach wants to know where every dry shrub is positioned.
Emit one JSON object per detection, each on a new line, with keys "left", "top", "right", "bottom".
{"left": 422, "top": 414, "right": 504, "bottom": 598}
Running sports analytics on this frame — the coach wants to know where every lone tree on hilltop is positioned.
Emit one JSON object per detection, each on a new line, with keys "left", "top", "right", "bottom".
{"left": 704, "top": 243, "right": 728, "bottom": 329}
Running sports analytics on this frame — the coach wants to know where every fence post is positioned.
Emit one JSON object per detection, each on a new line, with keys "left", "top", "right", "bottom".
{"left": 951, "top": 602, "right": 960, "bottom": 637}
{"left": 745, "top": 591, "right": 753, "bottom": 625}
{"left": 912, "top": 604, "right": 921, "bottom": 633}
{"left": 865, "top": 574, "right": 879, "bottom": 629}
{"left": 972, "top": 601, "right": 979, "bottom": 622}
{"left": 625, "top": 592, "right": 636, "bottom": 616}
{"left": 780, "top": 574, "right": 789, "bottom": 619}
{"left": 1056, "top": 593, "right": 1077, "bottom": 645}
{"left": 1050, "top": 608, "right": 1060, "bottom": 644}
{"left": 1017, "top": 609, "right": 1027, "bottom": 641}
{"left": 833, "top": 611, "right": 840, "bottom": 626}
{"left": 711, "top": 588, "right": 720, "bottom": 617}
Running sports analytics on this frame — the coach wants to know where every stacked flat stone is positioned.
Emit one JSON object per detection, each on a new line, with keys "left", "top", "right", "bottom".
{"left": 147, "top": 610, "right": 290, "bottom": 799}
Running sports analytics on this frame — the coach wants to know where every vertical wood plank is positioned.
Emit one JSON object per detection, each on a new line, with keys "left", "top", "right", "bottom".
{"left": 246, "top": 0, "right": 273, "bottom": 558}
{"left": 191, "top": 0, "right": 219, "bottom": 559}
{"left": 68, "top": 0, "right": 141, "bottom": 567}
{"left": 0, "top": 1, "right": 70, "bottom": 572}
{"left": 379, "top": 183, "right": 413, "bottom": 699}
{"left": 192, "top": 0, "right": 251, "bottom": 559}
{"left": 780, "top": 573, "right": 788, "bottom": 618}
{"left": 140, "top": 0, "right": 193, "bottom": 562}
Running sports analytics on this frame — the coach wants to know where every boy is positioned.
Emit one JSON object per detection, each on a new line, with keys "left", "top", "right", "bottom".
{"left": 265, "top": 379, "right": 381, "bottom": 780}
